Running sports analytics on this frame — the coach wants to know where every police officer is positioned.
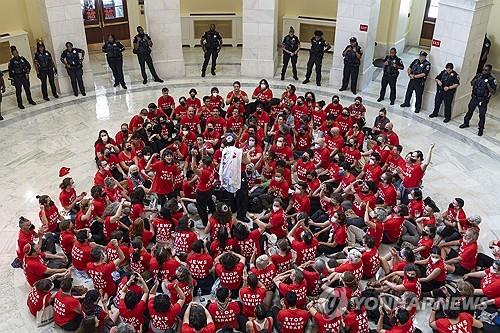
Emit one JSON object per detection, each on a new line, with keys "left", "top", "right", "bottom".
{"left": 429, "top": 63, "right": 460, "bottom": 123}
{"left": 281, "top": 26, "right": 300, "bottom": 81}
{"left": 8, "top": 46, "right": 35, "bottom": 109}
{"left": 303, "top": 30, "right": 330, "bottom": 86}
{"left": 102, "top": 34, "right": 126, "bottom": 89}
{"left": 34, "top": 41, "right": 59, "bottom": 101}
{"left": 477, "top": 34, "right": 491, "bottom": 74}
{"left": 340, "top": 37, "right": 363, "bottom": 94}
{"left": 60, "top": 42, "right": 86, "bottom": 97}
{"left": 201, "top": 24, "right": 223, "bottom": 77}
{"left": 400, "top": 51, "right": 431, "bottom": 113}
{"left": 378, "top": 47, "right": 404, "bottom": 105}
{"left": 460, "top": 64, "right": 497, "bottom": 136}
{"left": 0, "top": 70, "right": 5, "bottom": 120}
{"left": 133, "top": 26, "right": 163, "bottom": 84}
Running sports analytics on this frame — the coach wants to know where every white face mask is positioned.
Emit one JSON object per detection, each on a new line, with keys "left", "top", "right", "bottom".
{"left": 272, "top": 205, "right": 280, "bottom": 212}
{"left": 430, "top": 257, "right": 439, "bottom": 263}
{"left": 408, "top": 193, "right": 414, "bottom": 200}
{"left": 295, "top": 189, "right": 300, "bottom": 195}
{"left": 276, "top": 142, "right": 283, "bottom": 148}
{"left": 248, "top": 140, "right": 255, "bottom": 147}
{"left": 274, "top": 176, "right": 282, "bottom": 182}
{"left": 104, "top": 165, "right": 110, "bottom": 171}
{"left": 144, "top": 155, "right": 150, "bottom": 161}
{"left": 182, "top": 130, "right": 188, "bottom": 135}
{"left": 369, "top": 159, "right": 375, "bottom": 165}
{"left": 212, "top": 92, "right": 218, "bottom": 97}
{"left": 260, "top": 84, "right": 266, "bottom": 90}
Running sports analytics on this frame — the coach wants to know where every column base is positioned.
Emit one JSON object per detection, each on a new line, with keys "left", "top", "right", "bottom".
{"left": 153, "top": 59, "right": 186, "bottom": 78}
{"left": 56, "top": 70, "right": 95, "bottom": 96}
{"left": 328, "top": 64, "right": 376, "bottom": 92}
{"left": 423, "top": 90, "right": 471, "bottom": 119}
{"left": 241, "top": 56, "right": 277, "bottom": 78}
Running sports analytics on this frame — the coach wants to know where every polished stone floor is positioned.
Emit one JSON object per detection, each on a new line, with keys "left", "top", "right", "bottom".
{"left": 0, "top": 47, "right": 499, "bottom": 332}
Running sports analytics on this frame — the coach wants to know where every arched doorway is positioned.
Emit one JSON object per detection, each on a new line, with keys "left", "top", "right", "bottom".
{"left": 81, "top": 0, "right": 131, "bottom": 50}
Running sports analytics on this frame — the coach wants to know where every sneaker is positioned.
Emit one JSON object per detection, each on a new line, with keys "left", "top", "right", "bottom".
{"left": 351, "top": 90, "right": 356, "bottom": 95}
{"left": 443, "top": 118, "right": 450, "bottom": 123}
{"left": 211, "top": 72, "right": 216, "bottom": 76}
{"left": 143, "top": 79, "right": 147, "bottom": 84}
{"left": 0, "top": 115, "right": 3, "bottom": 120}
{"left": 478, "top": 129, "right": 484, "bottom": 136}
{"left": 459, "top": 123, "right": 469, "bottom": 129}
{"left": 154, "top": 78, "right": 164, "bottom": 83}
{"left": 317, "top": 82, "right": 321, "bottom": 87}
{"left": 122, "top": 84, "right": 127, "bottom": 89}
{"left": 302, "top": 79, "right": 310, "bottom": 84}
{"left": 377, "top": 97, "right": 384, "bottom": 102}
{"left": 429, "top": 113, "right": 438, "bottom": 118}
{"left": 74, "top": 93, "right": 78, "bottom": 97}
{"left": 400, "top": 103, "right": 410, "bottom": 107}
{"left": 280, "top": 76, "right": 285, "bottom": 81}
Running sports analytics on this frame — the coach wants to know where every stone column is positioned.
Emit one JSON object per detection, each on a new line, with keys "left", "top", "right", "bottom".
{"left": 144, "top": 0, "right": 185, "bottom": 78}
{"left": 37, "top": 0, "right": 94, "bottom": 95}
{"left": 422, "top": 0, "right": 493, "bottom": 118}
{"left": 329, "top": 0, "right": 381, "bottom": 91}
{"left": 241, "top": 0, "right": 278, "bottom": 78}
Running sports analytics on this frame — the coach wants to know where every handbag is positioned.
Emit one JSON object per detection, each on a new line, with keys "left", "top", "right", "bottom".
{"left": 36, "top": 294, "right": 54, "bottom": 327}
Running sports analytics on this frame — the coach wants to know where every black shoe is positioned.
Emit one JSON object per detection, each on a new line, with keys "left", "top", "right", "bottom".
{"left": 293, "top": 76, "right": 298, "bottom": 80}
{"left": 400, "top": 103, "right": 410, "bottom": 107}
{"left": 317, "top": 82, "right": 321, "bottom": 87}
{"left": 237, "top": 216, "right": 251, "bottom": 223}
{"left": 81, "top": 92, "right": 86, "bottom": 96}
{"left": 211, "top": 72, "right": 216, "bottom": 76}
{"left": 154, "top": 78, "right": 164, "bottom": 83}
{"left": 53, "top": 94, "right": 59, "bottom": 98}
{"left": 443, "top": 118, "right": 450, "bottom": 123}
{"left": 459, "top": 123, "right": 469, "bottom": 129}
{"left": 18, "top": 104, "right": 25, "bottom": 109}
{"left": 478, "top": 129, "right": 484, "bottom": 136}
{"left": 351, "top": 90, "right": 356, "bottom": 95}
{"left": 201, "top": 72, "right": 206, "bottom": 77}
{"left": 0, "top": 115, "right": 3, "bottom": 121}
{"left": 377, "top": 97, "right": 384, "bottom": 102}
{"left": 43, "top": 97, "right": 50, "bottom": 101}
{"left": 122, "top": 85, "right": 127, "bottom": 89}
{"left": 414, "top": 109, "right": 420, "bottom": 113}
{"left": 280, "top": 76, "right": 285, "bottom": 81}
{"left": 390, "top": 101, "right": 395, "bottom": 105}
{"left": 429, "top": 113, "right": 438, "bottom": 118}
{"left": 302, "top": 79, "right": 310, "bottom": 84}
{"left": 143, "top": 79, "right": 147, "bottom": 84}
{"left": 113, "top": 82, "right": 120, "bottom": 87}
{"left": 74, "top": 93, "right": 78, "bottom": 97}
{"left": 29, "top": 100, "right": 37, "bottom": 105}
{"left": 339, "top": 87, "right": 347, "bottom": 91}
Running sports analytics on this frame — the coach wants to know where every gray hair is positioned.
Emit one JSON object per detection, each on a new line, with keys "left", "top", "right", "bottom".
{"left": 103, "top": 201, "right": 120, "bottom": 217}
{"left": 467, "top": 214, "right": 481, "bottom": 225}
{"left": 116, "top": 323, "right": 135, "bottom": 333}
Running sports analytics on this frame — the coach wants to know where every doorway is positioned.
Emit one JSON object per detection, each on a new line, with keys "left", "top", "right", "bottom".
{"left": 81, "top": 0, "right": 131, "bottom": 50}
{"left": 419, "top": 0, "right": 438, "bottom": 47}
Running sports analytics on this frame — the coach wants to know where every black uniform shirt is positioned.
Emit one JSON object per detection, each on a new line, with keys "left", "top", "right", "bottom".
{"left": 8, "top": 56, "right": 31, "bottom": 77}
{"left": 343, "top": 45, "right": 363, "bottom": 66}
{"left": 61, "top": 48, "right": 84, "bottom": 67}
{"left": 310, "top": 37, "right": 327, "bottom": 57}
{"left": 34, "top": 51, "right": 54, "bottom": 71}
{"left": 133, "top": 34, "right": 152, "bottom": 54}
{"left": 409, "top": 59, "right": 431, "bottom": 80}
{"left": 283, "top": 35, "right": 300, "bottom": 53}
{"left": 102, "top": 41, "right": 125, "bottom": 59}
{"left": 472, "top": 73, "right": 497, "bottom": 98}
{"left": 202, "top": 30, "right": 222, "bottom": 49}
{"left": 436, "top": 70, "right": 460, "bottom": 91}
{"left": 383, "top": 55, "right": 404, "bottom": 77}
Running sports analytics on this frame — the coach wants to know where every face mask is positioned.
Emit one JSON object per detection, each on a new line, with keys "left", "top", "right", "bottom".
{"left": 207, "top": 128, "right": 214, "bottom": 132}
{"left": 104, "top": 165, "right": 110, "bottom": 171}
{"left": 165, "top": 157, "right": 173, "bottom": 163}
{"left": 248, "top": 140, "right": 255, "bottom": 147}
{"left": 410, "top": 158, "right": 417, "bottom": 163}
{"left": 294, "top": 189, "right": 301, "bottom": 195}
{"left": 212, "top": 92, "right": 218, "bottom": 97}
{"left": 430, "top": 257, "right": 439, "bottom": 263}
{"left": 126, "top": 147, "right": 132, "bottom": 152}
{"left": 275, "top": 176, "right": 282, "bottom": 182}
{"left": 369, "top": 160, "right": 375, "bottom": 165}
{"left": 306, "top": 177, "right": 313, "bottom": 182}
{"left": 314, "top": 143, "right": 320, "bottom": 149}
{"left": 141, "top": 115, "right": 147, "bottom": 120}
{"left": 333, "top": 99, "right": 339, "bottom": 104}
{"left": 301, "top": 156, "right": 308, "bottom": 162}
{"left": 276, "top": 142, "right": 283, "bottom": 148}
{"left": 491, "top": 266, "right": 499, "bottom": 274}
{"left": 361, "top": 188, "right": 369, "bottom": 194}
{"left": 272, "top": 206, "right": 280, "bottom": 212}
{"left": 104, "top": 152, "right": 111, "bottom": 158}
{"left": 190, "top": 94, "right": 196, "bottom": 98}
{"left": 355, "top": 101, "right": 361, "bottom": 105}
{"left": 131, "top": 172, "right": 139, "bottom": 177}
{"left": 338, "top": 170, "right": 345, "bottom": 176}
{"left": 144, "top": 155, "right": 150, "bottom": 161}
{"left": 342, "top": 113, "right": 349, "bottom": 117}
{"left": 306, "top": 97, "right": 313, "bottom": 102}
{"left": 408, "top": 194, "right": 414, "bottom": 200}
{"left": 297, "top": 101, "right": 303, "bottom": 105}
{"left": 260, "top": 84, "right": 266, "bottom": 90}
{"left": 180, "top": 101, "right": 186, "bottom": 106}
{"left": 406, "top": 275, "right": 416, "bottom": 280}
{"left": 182, "top": 130, "right": 188, "bottom": 135}
{"left": 121, "top": 129, "right": 128, "bottom": 134}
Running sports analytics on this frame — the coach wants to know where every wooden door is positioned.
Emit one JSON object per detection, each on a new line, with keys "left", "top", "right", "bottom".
{"left": 419, "top": 0, "right": 437, "bottom": 47}
{"left": 82, "top": 0, "right": 131, "bottom": 49}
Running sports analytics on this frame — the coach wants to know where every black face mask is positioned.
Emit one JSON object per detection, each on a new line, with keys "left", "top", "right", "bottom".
{"left": 342, "top": 113, "right": 349, "bottom": 117}
{"left": 132, "top": 172, "right": 139, "bottom": 177}
{"left": 333, "top": 100, "right": 339, "bottom": 104}
{"left": 306, "top": 97, "right": 313, "bottom": 102}
{"left": 207, "top": 128, "right": 214, "bottom": 132}
{"left": 121, "top": 129, "right": 128, "bottom": 134}
{"left": 126, "top": 147, "right": 132, "bottom": 152}
{"left": 410, "top": 158, "right": 417, "bottom": 163}
{"left": 301, "top": 156, "right": 308, "bottom": 162}
{"left": 104, "top": 153, "right": 111, "bottom": 158}
{"left": 306, "top": 177, "right": 313, "bottom": 182}
{"left": 361, "top": 188, "right": 369, "bottom": 194}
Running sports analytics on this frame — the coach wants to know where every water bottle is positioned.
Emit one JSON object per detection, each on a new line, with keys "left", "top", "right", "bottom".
{"left": 197, "top": 288, "right": 205, "bottom": 303}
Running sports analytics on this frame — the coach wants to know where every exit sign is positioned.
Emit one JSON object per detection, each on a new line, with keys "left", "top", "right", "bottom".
{"left": 432, "top": 39, "right": 441, "bottom": 47}
{"left": 359, "top": 24, "right": 368, "bottom": 32}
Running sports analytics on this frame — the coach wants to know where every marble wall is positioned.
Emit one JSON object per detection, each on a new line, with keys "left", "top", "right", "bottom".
{"left": 422, "top": 0, "right": 494, "bottom": 118}
{"left": 37, "top": 0, "right": 95, "bottom": 94}
{"left": 329, "top": 0, "right": 381, "bottom": 91}
{"left": 144, "top": 0, "right": 186, "bottom": 78}
{"left": 241, "top": 0, "right": 279, "bottom": 77}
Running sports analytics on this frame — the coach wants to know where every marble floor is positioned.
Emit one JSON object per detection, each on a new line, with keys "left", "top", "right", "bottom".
{"left": 0, "top": 47, "right": 499, "bottom": 332}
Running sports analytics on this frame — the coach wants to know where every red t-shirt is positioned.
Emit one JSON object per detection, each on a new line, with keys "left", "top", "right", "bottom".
{"left": 59, "top": 230, "right": 75, "bottom": 256}
{"left": 173, "top": 231, "right": 198, "bottom": 254}
{"left": 150, "top": 257, "right": 180, "bottom": 282}
{"left": 239, "top": 286, "right": 266, "bottom": 317}
{"left": 277, "top": 308, "right": 310, "bottom": 333}
{"left": 119, "top": 299, "right": 146, "bottom": 332}
{"left": 291, "top": 193, "right": 311, "bottom": 215}
{"left": 197, "top": 167, "right": 215, "bottom": 192}
{"left": 71, "top": 241, "right": 92, "bottom": 271}
{"left": 215, "top": 262, "right": 244, "bottom": 290}
{"left": 278, "top": 281, "right": 308, "bottom": 308}
{"left": 23, "top": 254, "right": 47, "bottom": 286}
{"left": 268, "top": 209, "right": 287, "bottom": 238}
{"left": 344, "top": 308, "right": 369, "bottom": 333}
{"left": 17, "top": 229, "right": 36, "bottom": 261}
{"left": 271, "top": 252, "right": 294, "bottom": 274}
{"left": 27, "top": 287, "right": 51, "bottom": 316}
{"left": 292, "top": 238, "right": 318, "bottom": 265}
{"left": 54, "top": 290, "right": 80, "bottom": 326}
{"left": 187, "top": 252, "right": 213, "bottom": 279}
{"left": 402, "top": 163, "right": 425, "bottom": 188}
{"left": 39, "top": 205, "right": 60, "bottom": 233}
{"left": 313, "top": 147, "right": 330, "bottom": 169}
{"left": 87, "top": 261, "right": 117, "bottom": 296}
{"left": 252, "top": 87, "right": 273, "bottom": 103}
{"left": 434, "top": 312, "right": 473, "bottom": 333}
{"left": 362, "top": 163, "right": 383, "bottom": 183}
{"left": 313, "top": 312, "right": 343, "bottom": 333}
{"left": 268, "top": 179, "right": 289, "bottom": 200}
{"left": 378, "top": 183, "right": 397, "bottom": 207}
{"left": 383, "top": 215, "right": 405, "bottom": 243}
{"left": 59, "top": 188, "right": 76, "bottom": 209}
{"left": 481, "top": 268, "right": 500, "bottom": 298}
{"left": 236, "top": 228, "right": 262, "bottom": 260}
{"left": 207, "top": 301, "right": 240, "bottom": 330}
{"left": 426, "top": 258, "right": 446, "bottom": 282}
{"left": 151, "top": 161, "right": 178, "bottom": 195}
{"left": 158, "top": 95, "right": 175, "bottom": 112}
{"left": 149, "top": 298, "right": 181, "bottom": 330}
{"left": 403, "top": 276, "right": 421, "bottom": 299}
{"left": 458, "top": 240, "right": 478, "bottom": 270}
{"left": 182, "top": 322, "right": 216, "bottom": 333}
{"left": 251, "top": 264, "right": 277, "bottom": 291}
{"left": 152, "top": 217, "right": 174, "bottom": 243}
{"left": 367, "top": 221, "right": 384, "bottom": 248}
{"left": 335, "top": 261, "right": 364, "bottom": 282}
{"left": 362, "top": 247, "right": 380, "bottom": 278}
{"left": 129, "top": 249, "right": 152, "bottom": 274}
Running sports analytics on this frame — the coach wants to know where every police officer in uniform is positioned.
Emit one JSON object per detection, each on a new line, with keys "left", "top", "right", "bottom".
{"left": 102, "top": 34, "right": 126, "bottom": 89}
{"left": 400, "top": 51, "right": 431, "bottom": 113}
{"left": 8, "top": 46, "right": 36, "bottom": 109}
{"left": 60, "top": 42, "right": 86, "bottom": 97}
{"left": 0, "top": 70, "right": 6, "bottom": 120}
{"left": 378, "top": 47, "right": 404, "bottom": 105}
{"left": 201, "top": 24, "right": 223, "bottom": 77}
{"left": 340, "top": 37, "right": 363, "bottom": 94}
{"left": 133, "top": 26, "right": 163, "bottom": 84}
{"left": 281, "top": 26, "right": 300, "bottom": 81}
{"left": 460, "top": 64, "right": 497, "bottom": 136}
{"left": 34, "top": 41, "right": 59, "bottom": 101}
{"left": 303, "top": 30, "right": 331, "bottom": 86}
{"left": 477, "top": 34, "right": 491, "bottom": 74}
{"left": 429, "top": 63, "right": 460, "bottom": 123}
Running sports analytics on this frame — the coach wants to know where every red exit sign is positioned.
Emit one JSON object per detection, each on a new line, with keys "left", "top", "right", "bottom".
{"left": 432, "top": 39, "right": 441, "bottom": 47}
{"left": 359, "top": 24, "right": 368, "bottom": 32}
